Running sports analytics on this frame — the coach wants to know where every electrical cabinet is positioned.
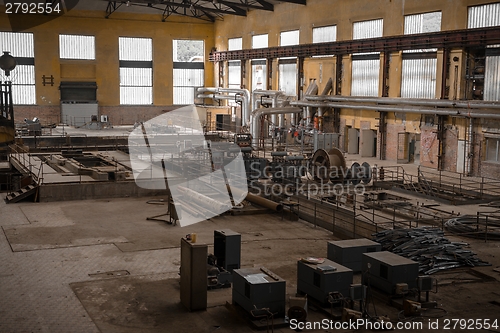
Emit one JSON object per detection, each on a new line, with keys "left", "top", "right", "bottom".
{"left": 361, "top": 251, "right": 419, "bottom": 295}
{"left": 297, "top": 259, "right": 353, "bottom": 305}
{"left": 232, "top": 267, "right": 286, "bottom": 317}
{"left": 214, "top": 229, "right": 241, "bottom": 272}
{"left": 327, "top": 238, "right": 381, "bottom": 272}
{"left": 180, "top": 238, "right": 207, "bottom": 311}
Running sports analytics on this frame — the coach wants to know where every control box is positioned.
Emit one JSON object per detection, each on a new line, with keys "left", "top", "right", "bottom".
{"left": 232, "top": 267, "right": 286, "bottom": 317}
{"left": 327, "top": 238, "right": 381, "bottom": 272}
{"left": 297, "top": 259, "right": 353, "bottom": 305}
{"left": 362, "top": 251, "right": 419, "bottom": 295}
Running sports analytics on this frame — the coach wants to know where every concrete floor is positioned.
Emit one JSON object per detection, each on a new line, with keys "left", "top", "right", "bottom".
{"left": 2, "top": 153, "right": 500, "bottom": 332}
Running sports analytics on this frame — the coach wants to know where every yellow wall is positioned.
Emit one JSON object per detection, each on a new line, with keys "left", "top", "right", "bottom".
{"left": 0, "top": 9, "right": 214, "bottom": 106}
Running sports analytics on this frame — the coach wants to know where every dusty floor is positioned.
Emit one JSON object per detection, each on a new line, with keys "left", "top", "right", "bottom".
{"left": 1, "top": 153, "right": 500, "bottom": 332}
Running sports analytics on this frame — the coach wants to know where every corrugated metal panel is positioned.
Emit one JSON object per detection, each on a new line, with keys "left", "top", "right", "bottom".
{"left": 353, "top": 19, "right": 383, "bottom": 39}
{"left": 313, "top": 25, "right": 337, "bottom": 43}
{"left": 280, "top": 30, "right": 299, "bottom": 46}
{"left": 0, "top": 32, "right": 34, "bottom": 57}
{"left": 120, "top": 87, "right": 152, "bottom": 105}
{"left": 251, "top": 63, "right": 266, "bottom": 91}
{"left": 401, "top": 58, "right": 437, "bottom": 98}
{"left": 279, "top": 63, "right": 297, "bottom": 96}
{"left": 484, "top": 55, "right": 500, "bottom": 101}
{"left": 119, "top": 37, "right": 152, "bottom": 61}
{"left": 120, "top": 68, "right": 152, "bottom": 86}
{"left": 173, "top": 68, "right": 204, "bottom": 104}
{"left": 228, "top": 37, "right": 242, "bottom": 51}
{"left": 59, "top": 35, "right": 95, "bottom": 60}
{"left": 11, "top": 65, "right": 35, "bottom": 105}
{"left": 468, "top": 2, "right": 500, "bottom": 28}
{"left": 252, "top": 34, "right": 268, "bottom": 49}
{"left": 228, "top": 61, "right": 241, "bottom": 86}
{"left": 351, "top": 59, "right": 379, "bottom": 96}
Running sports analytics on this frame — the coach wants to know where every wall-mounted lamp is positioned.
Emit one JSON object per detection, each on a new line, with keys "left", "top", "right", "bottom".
{"left": 0, "top": 51, "right": 17, "bottom": 77}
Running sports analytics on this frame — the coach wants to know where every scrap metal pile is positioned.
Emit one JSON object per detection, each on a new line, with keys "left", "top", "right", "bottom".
{"left": 445, "top": 215, "right": 500, "bottom": 240}
{"left": 373, "top": 227, "right": 490, "bottom": 275}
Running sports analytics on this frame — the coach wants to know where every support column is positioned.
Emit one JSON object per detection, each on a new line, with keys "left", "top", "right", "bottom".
{"left": 437, "top": 115, "right": 447, "bottom": 170}
{"left": 297, "top": 56, "right": 304, "bottom": 99}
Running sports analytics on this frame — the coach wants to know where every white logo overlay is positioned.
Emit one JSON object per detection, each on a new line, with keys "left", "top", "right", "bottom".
{"left": 128, "top": 105, "right": 248, "bottom": 227}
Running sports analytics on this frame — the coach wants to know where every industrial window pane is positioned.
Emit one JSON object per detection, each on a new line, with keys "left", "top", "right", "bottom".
{"left": 228, "top": 37, "right": 242, "bottom": 51}
{"left": 401, "top": 58, "right": 437, "bottom": 98}
{"left": 1, "top": 32, "right": 34, "bottom": 57}
{"left": 120, "top": 87, "right": 152, "bottom": 105}
{"left": 227, "top": 38, "right": 242, "bottom": 104}
{"left": 228, "top": 62, "right": 241, "bottom": 87}
{"left": 401, "top": 12, "right": 440, "bottom": 98}
{"left": 279, "top": 63, "right": 297, "bottom": 96}
{"left": 251, "top": 62, "right": 266, "bottom": 91}
{"left": 468, "top": 2, "right": 500, "bottom": 28}
{"left": 313, "top": 25, "right": 337, "bottom": 43}
{"left": 0, "top": 32, "right": 35, "bottom": 105}
{"left": 468, "top": 3, "right": 500, "bottom": 101}
{"left": 173, "top": 40, "right": 204, "bottom": 105}
{"left": 119, "top": 37, "right": 153, "bottom": 105}
{"left": 280, "top": 30, "right": 299, "bottom": 46}
{"left": 313, "top": 25, "right": 336, "bottom": 58}
{"left": 353, "top": 19, "right": 383, "bottom": 40}
{"left": 173, "top": 39, "right": 203, "bottom": 62}
{"left": 119, "top": 37, "right": 153, "bottom": 61}
{"left": 486, "top": 138, "right": 499, "bottom": 162}
{"left": 351, "top": 59, "right": 380, "bottom": 97}
{"left": 252, "top": 34, "right": 268, "bottom": 49}
{"left": 120, "top": 68, "right": 153, "bottom": 87}
{"left": 351, "top": 20, "right": 382, "bottom": 96}
{"left": 404, "top": 12, "right": 442, "bottom": 34}
{"left": 59, "top": 35, "right": 95, "bottom": 60}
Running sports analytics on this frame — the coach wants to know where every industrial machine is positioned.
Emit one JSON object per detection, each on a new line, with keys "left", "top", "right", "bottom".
{"left": 310, "top": 148, "right": 372, "bottom": 184}
{"left": 206, "top": 229, "right": 241, "bottom": 289}
{"left": 361, "top": 251, "right": 419, "bottom": 295}
{"left": 327, "top": 238, "right": 381, "bottom": 272}
{"left": 297, "top": 258, "right": 353, "bottom": 306}
{"left": 232, "top": 267, "right": 286, "bottom": 318}
{"left": 269, "top": 151, "right": 306, "bottom": 184}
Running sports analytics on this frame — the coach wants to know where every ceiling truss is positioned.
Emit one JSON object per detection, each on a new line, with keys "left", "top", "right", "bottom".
{"left": 103, "top": 0, "right": 305, "bottom": 22}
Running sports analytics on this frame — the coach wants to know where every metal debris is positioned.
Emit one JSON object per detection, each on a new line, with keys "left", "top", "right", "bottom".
{"left": 373, "top": 227, "right": 490, "bottom": 275}
{"left": 445, "top": 215, "right": 500, "bottom": 240}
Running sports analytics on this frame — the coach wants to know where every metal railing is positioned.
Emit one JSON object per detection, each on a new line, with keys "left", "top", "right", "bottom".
{"left": 375, "top": 165, "right": 500, "bottom": 203}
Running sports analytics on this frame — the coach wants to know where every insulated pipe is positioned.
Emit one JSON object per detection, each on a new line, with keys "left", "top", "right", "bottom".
{"left": 252, "top": 90, "right": 284, "bottom": 129}
{"left": 197, "top": 87, "right": 251, "bottom": 126}
{"left": 304, "top": 95, "right": 500, "bottom": 110}
{"left": 289, "top": 100, "right": 500, "bottom": 119}
{"left": 250, "top": 107, "right": 302, "bottom": 146}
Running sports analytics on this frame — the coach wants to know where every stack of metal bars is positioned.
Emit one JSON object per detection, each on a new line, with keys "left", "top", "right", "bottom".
{"left": 372, "top": 227, "right": 490, "bottom": 275}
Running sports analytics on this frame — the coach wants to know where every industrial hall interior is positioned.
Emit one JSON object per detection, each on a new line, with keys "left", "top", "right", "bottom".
{"left": 2, "top": 0, "right": 500, "bottom": 332}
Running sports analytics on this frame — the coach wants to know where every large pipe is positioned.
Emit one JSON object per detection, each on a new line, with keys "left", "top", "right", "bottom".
{"left": 290, "top": 100, "right": 500, "bottom": 119}
{"left": 197, "top": 87, "right": 251, "bottom": 126}
{"left": 250, "top": 107, "right": 302, "bottom": 146}
{"left": 305, "top": 94, "right": 500, "bottom": 110}
{"left": 252, "top": 90, "right": 284, "bottom": 129}
{"left": 245, "top": 192, "right": 284, "bottom": 212}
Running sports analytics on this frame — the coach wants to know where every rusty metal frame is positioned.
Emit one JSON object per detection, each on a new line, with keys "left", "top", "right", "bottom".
{"left": 209, "top": 27, "right": 500, "bottom": 62}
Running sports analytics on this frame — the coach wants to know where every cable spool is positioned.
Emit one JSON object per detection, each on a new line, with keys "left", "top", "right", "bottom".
{"left": 310, "top": 148, "right": 346, "bottom": 182}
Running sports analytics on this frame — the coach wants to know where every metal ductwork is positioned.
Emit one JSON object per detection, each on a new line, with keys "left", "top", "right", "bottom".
{"left": 197, "top": 87, "right": 251, "bottom": 126}
{"left": 250, "top": 107, "right": 302, "bottom": 146}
